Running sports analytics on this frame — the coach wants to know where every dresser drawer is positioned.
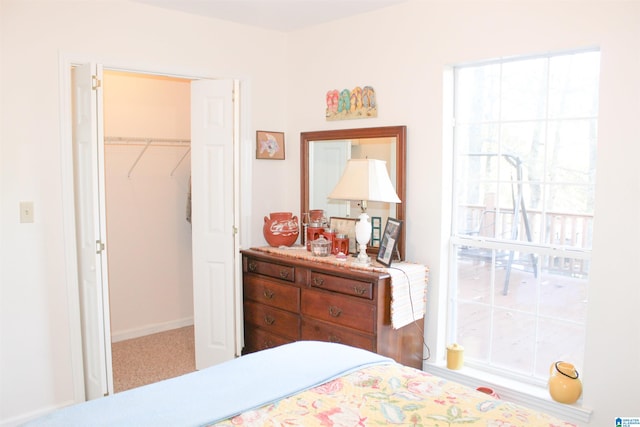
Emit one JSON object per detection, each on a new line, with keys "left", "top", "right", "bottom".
{"left": 301, "top": 318, "right": 375, "bottom": 352}
{"left": 301, "top": 291, "right": 375, "bottom": 333}
{"left": 244, "top": 327, "right": 293, "bottom": 353}
{"left": 244, "top": 301, "right": 300, "bottom": 340}
{"left": 309, "top": 271, "right": 373, "bottom": 299}
{"left": 243, "top": 275, "right": 300, "bottom": 312}
{"left": 241, "top": 248, "right": 425, "bottom": 368}
{"left": 245, "top": 257, "right": 295, "bottom": 282}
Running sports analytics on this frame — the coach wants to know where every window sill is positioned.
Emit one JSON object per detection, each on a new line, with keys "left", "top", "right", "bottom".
{"left": 423, "top": 362, "right": 592, "bottom": 425}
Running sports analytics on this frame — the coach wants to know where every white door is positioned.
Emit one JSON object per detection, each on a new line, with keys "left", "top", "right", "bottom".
{"left": 72, "top": 63, "right": 113, "bottom": 399}
{"left": 191, "top": 79, "right": 238, "bottom": 369}
{"left": 310, "top": 140, "right": 350, "bottom": 218}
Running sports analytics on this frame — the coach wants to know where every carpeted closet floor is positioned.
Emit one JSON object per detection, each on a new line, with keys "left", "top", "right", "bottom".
{"left": 111, "top": 325, "right": 196, "bottom": 392}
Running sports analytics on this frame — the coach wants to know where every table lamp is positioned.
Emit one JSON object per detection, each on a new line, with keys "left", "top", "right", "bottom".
{"left": 328, "top": 159, "right": 401, "bottom": 264}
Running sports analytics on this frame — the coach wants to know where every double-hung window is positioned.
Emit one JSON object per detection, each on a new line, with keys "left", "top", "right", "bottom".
{"left": 449, "top": 50, "right": 600, "bottom": 385}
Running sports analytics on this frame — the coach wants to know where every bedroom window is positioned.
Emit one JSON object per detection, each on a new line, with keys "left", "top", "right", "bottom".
{"left": 449, "top": 49, "right": 600, "bottom": 386}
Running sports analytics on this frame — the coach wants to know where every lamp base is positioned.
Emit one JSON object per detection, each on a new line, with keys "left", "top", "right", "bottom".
{"left": 354, "top": 246, "right": 370, "bottom": 265}
{"left": 354, "top": 212, "right": 371, "bottom": 265}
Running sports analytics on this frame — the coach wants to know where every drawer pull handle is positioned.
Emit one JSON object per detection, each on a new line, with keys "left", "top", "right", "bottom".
{"left": 264, "top": 314, "right": 275, "bottom": 325}
{"left": 353, "top": 286, "right": 366, "bottom": 295}
{"left": 262, "top": 340, "right": 274, "bottom": 349}
{"left": 279, "top": 270, "right": 290, "bottom": 279}
{"left": 248, "top": 262, "right": 257, "bottom": 272}
{"left": 328, "top": 306, "right": 342, "bottom": 317}
{"left": 263, "top": 289, "right": 275, "bottom": 299}
{"left": 313, "top": 277, "right": 325, "bottom": 286}
{"left": 328, "top": 334, "right": 342, "bottom": 343}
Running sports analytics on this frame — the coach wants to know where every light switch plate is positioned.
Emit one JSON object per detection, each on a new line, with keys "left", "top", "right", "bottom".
{"left": 20, "top": 201, "right": 34, "bottom": 223}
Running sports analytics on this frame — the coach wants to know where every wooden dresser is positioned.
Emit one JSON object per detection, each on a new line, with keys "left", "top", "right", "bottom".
{"left": 241, "top": 248, "right": 425, "bottom": 369}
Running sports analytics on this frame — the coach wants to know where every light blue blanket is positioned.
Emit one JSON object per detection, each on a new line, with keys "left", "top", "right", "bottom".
{"left": 26, "top": 341, "right": 393, "bottom": 426}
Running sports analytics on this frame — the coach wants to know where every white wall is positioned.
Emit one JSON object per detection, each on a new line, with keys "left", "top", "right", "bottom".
{"left": 285, "top": 1, "right": 640, "bottom": 425}
{"left": 1, "top": 0, "right": 639, "bottom": 425}
{"left": 0, "top": 1, "right": 287, "bottom": 424}
{"left": 103, "top": 72, "right": 194, "bottom": 340}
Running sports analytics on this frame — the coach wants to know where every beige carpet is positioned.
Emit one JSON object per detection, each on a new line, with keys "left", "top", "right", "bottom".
{"left": 111, "top": 325, "right": 195, "bottom": 393}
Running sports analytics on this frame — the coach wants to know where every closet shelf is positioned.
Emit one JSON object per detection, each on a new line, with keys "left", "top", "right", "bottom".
{"left": 104, "top": 136, "right": 191, "bottom": 178}
{"left": 104, "top": 136, "right": 191, "bottom": 145}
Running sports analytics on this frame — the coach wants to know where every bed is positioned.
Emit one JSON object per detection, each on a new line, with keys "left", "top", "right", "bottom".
{"left": 27, "top": 341, "right": 576, "bottom": 426}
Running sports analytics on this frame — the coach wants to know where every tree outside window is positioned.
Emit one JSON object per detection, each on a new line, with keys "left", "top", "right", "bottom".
{"left": 450, "top": 50, "right": 599, "bottom": 383}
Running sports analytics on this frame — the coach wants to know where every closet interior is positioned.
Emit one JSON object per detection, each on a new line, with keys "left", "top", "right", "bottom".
{"left": 103, "top": 70, "right": 195, "bottom": 391}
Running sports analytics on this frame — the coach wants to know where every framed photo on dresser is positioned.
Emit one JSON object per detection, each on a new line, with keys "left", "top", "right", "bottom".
{"left": 377, "top": 218, "right": 402, "bottom": 267}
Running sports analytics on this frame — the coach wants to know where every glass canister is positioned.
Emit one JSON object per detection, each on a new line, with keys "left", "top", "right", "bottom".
{"left": 306, "top": 222, "right": 324, "bottom": 251}
{"left": 309, "top": 209, "right": 326, "bottom": 225}
{"left": 323, "top": 228, "right": 335, "bottom": 248}
{"left": 301, "top": 212, "right": 311, "bottom": 246}
{"left": 310, "top": 235, "right": 332, "bottom": 257}
{"left": 333, "top": 233, "right": 349, "bottom": 255}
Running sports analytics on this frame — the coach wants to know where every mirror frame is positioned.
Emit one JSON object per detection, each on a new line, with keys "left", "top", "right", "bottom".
{"left": 300, "top": 125, "right": 406, "bottom": 261}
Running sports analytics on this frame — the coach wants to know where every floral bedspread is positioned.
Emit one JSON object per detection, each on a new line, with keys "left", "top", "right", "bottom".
{"left": 209, "top": 363, "right": 575, "bottom": 427}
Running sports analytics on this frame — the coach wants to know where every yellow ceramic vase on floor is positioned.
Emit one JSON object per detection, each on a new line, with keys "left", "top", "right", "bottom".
{"left": 548, "top": 361, "right": 582, "bottom": 404}
{"left": 446, "top": 343, "right": 464, "bottom": 370}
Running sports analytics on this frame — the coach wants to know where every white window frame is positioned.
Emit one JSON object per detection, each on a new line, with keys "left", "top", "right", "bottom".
{"left": 435, "top": 49, "right": 600, "bottom": 424}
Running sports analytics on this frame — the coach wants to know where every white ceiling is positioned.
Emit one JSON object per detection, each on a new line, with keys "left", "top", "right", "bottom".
{"left": 132, "top": 0, "right": 406, "bottom": 32}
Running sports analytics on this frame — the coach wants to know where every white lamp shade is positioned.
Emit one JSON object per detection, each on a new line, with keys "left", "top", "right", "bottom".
{"left": 328, "top": 159, "right": 401, "bottom": 203}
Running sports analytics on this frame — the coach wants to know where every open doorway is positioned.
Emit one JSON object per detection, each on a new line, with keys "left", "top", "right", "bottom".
{"left": 102, "top": 70, "right": 195, "bottom": 392}
{"left": 67, "top": 60, "right": 241, "bottom": 401}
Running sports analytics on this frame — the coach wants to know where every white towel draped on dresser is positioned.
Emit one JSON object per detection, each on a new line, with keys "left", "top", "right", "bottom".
{"left": 387, "top": 263, "right": 428, "bottom": 329}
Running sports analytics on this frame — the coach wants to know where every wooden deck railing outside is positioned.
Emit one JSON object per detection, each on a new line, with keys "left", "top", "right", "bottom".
{"left": 457, "top": 205, "right": 593, "bottom": 277}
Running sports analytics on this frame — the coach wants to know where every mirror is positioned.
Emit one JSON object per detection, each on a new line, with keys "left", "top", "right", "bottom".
{"left": 301, "top": 126, "right": 406, "bottom": 260}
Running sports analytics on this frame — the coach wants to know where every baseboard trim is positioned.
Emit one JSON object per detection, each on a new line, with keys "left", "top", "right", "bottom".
{"left": 1, "top": 399, "right": 77, "bottom": 427}
{"left": 111, "top": 317, "right": 194, "bottom": 343}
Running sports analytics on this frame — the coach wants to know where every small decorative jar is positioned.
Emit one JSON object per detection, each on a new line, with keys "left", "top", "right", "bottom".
{"left": 476, "top": 387, "right": 500, "bottom": 399}
{"left": 333, "top": 233, "right": 349, "bottom": 255}
{"left": 548, "top": 361, "right": 582, "bottom": 404}
{"left": 306, "top": 222, "right": 324, "bottom": 251}
{"left": 446, "top": 343, "right": 464, "bottom": 370}
{"left": 309, "top": 209, "right": 326, "bottom": 225}
{"left": 263, "top": 212, "right": 299, "bottom": 247}
{"left": 310, "top": 235, "right": 332, "bottom": 257}
{"left": 323, "top": 228, "right": 335, "bottom": 247}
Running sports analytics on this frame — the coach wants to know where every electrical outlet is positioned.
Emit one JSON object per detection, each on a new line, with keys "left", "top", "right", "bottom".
{"left": 20, "top": 201, "right": 34, "bottom": 223}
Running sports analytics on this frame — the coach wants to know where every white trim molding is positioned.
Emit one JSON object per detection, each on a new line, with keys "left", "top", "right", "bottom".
{"left": 425, "top": 363, "right": 592, "bottom": 425}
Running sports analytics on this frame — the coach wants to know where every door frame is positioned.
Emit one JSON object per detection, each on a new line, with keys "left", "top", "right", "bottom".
{"left": 58, "top": 52, "right": 252, "bottom": 402}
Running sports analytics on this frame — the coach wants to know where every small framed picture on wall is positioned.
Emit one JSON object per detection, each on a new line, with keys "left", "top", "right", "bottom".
{"left": 377, "top": 218, "right": 402, "bottom": 267}
{"left": 256, "top": 131, "right": 285, "bottom": 160}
